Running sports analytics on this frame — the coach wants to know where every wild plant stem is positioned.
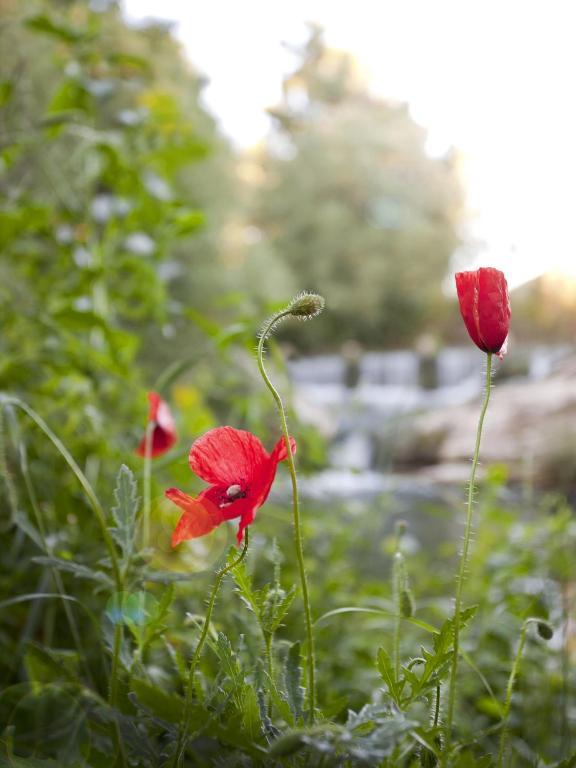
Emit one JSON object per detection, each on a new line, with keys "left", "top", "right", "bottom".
{"left": 16, "top": 428, "right": 95, "bottom": 687}
{"left": 497, "top": 620, "right": 528, "bottom": 767}
{"left": 0, "top": 397, "right": 126, "bottom": 761}
{"left": 257, "top": 313, "right": 316, "bottom": 724}
{"left": 444, "top": 353, "right": 493, "bottom": 759}
{"left": 264, "top": 632, "right": 274, "bottom": 716}
{"left": 173, "top": 531, "right": 250, "bottom": 767}
{"left": 109, "top": 622, "right": 127, "bottom": 766}
{"left": 392, "top": 550, "right": 403, "bottom": 679}
{"left": 1, "top": 396, "right": 122, "bottom": 590}
{"left": 434, "top": 684, "right": 441, "bottom": 729}
{"left": 143, "top": 421, "right": 154, "bottom": 549}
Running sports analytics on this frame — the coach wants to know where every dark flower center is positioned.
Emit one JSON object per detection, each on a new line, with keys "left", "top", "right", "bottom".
{"left": 219, "top": 484, "right": 247, "bottom": 508}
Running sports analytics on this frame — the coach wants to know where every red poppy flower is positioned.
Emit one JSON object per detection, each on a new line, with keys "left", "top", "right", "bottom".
{"left": 136, "top": 392, "right": 177, "bottom": 458}
{"left": 455, "top": 267, "right": 511, "bottom": 357}
{"left": 166, "top": 426, "right": 296, "bottom": 546}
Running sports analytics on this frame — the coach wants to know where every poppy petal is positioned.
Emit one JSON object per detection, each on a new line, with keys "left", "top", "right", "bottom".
{"left": 477, "top": 267, "right": 510, "bottom": 354}
{"left": 166, "top": 488, "right": 221, "bottom": 546}
{"left": 269, "top": 436, "right": 297, "bottom": 465}
{"left": 136, "top": 392, "right": 177, "bottom": 458}
{"left": 136, "top": 426, "right": 177, "bottom": 458}
{"left": 148, "top": 391, "right": 162, "bottom": 421}
{"left": 236, "top": 508, "right": 256, "bottom": 544}
{"left": 455, "top": 271, "right": 485, "bottom": 352}
{"left": 189, "top": 426, "right": 269, "bottom": 486}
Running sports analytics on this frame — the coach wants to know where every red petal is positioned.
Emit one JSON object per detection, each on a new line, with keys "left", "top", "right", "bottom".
{"left": 455, "top": 271, "right": 485, "bottom": 352}
{"left": 269, "top": 436, "right": 297, "bottom": 464}
{"left": 236, "top": 509, "right": 255, "bottom": 544}
{"left": 166, "top": 488, "right": 222, "bottom": 546}
{"left": 148, "top": 392, "right": 161, "bottom": 421}
{"left": 136, "top": 425, "right": 177, "bottom": 458}
{"left": 189, "top": 427, "right": 268, "bottom": 486}
{"left": 136, "top": 393, "right": 177, "bottom": 458}
{"left": 477, "top": 268, "right": 511, "bottom": 354}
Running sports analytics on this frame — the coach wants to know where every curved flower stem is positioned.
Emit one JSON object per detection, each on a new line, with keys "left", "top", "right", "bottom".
{"left": 257, "top": 313, "right": 316, "bottom": 724}
{"left": 444, "top": 353, "right": 493, "bottom": 760}
{"left": 173, "top": 531, "right": 250, "bottom": 767}
{"left": 497, "top": 619, "right": 528, "bottom": 768}
{"left": 142, "top": 421, "right": 154, "bottom": 549}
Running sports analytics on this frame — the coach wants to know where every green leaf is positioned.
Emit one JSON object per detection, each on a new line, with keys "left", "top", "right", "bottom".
{"left": 109, "top": 464, "right": 139, "bottom": 568}
{"left": 376, "top": 647, "right": 404, "bottom": 706}
{"left": 231, "top": 557, "right": 261, "bottom": 615}
{"left": 315, "top": 606, "right": 439, "bottom": 635}
{"left": 171, "top": 210, "right": 204, "bottom": 237}
{"left": 130, "top": 678, "right": 183, "bottom": 725}
{"left": 25, "top": 14, "right": 88, "bottom": 43}
{"left": 0, "top": 81, "right": 13, "bottom": 108}
{"left": 214, "top": 632, "right": 244, "bottom": 697}
{"left": 13, "top": 509, "right": 45, "bottom": 551}
{"left": 32, "top": 556, "right": 113, "bottom": 587}
{"left": 261, "top": 585, "right": 296, "bottom": 634}
{"left": 284, "top": 642, "right": 305, "bottom": 725}
{"left": 24, "top": 643, "right": 78, "bottom": 685}
{"left": 555, "top": 754, "right": 576, "bottom": 768}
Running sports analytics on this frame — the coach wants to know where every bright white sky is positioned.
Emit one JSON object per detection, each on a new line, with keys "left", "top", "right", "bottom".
{"left": 123, "top": 0, "right": 576, "bottom": 288}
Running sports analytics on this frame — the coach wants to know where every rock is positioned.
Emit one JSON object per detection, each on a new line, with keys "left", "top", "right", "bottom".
{"left": 393, "top": 365, "right": 576, "bottom": 491}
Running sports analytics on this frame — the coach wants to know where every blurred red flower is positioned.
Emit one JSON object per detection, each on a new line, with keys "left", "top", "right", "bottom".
{"left": 455, "top": 267, "right": 511, "bottom": 357}
{"left": 167, "top": 426, "right": 296, "bottom": 546}
{"left": 136, "top": 392, "right": 177, "bottom": 458}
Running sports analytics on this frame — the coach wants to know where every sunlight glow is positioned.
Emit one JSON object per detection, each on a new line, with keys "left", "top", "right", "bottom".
{"left": 123, "top": 0, "right": 576, "bottom": 288}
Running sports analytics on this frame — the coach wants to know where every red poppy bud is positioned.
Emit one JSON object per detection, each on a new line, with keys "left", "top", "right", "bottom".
{"left": 136, "top": 392, "right": 177, "bottom": 458}
{"left": 455, "top": 267, "right": 511, "bottom": 357}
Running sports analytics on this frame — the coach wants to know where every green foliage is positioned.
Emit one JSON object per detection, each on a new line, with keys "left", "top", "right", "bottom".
{"left": 109, "top": 464, "right": 139, "bottom": 570}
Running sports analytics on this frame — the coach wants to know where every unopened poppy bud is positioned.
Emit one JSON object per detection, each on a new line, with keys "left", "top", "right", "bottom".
{"left": 400, "top": 588, "right": 414, "bottom": 618}
{"left": 536, "top": 620, "right": 554, "bottom": 641}
{"left": 286, "top": 291, "right": 325, "bottom": 320}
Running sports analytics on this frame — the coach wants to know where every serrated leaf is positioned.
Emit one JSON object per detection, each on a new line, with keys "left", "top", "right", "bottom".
{"left": 231, "top": 557, "right": 261, "bottom": 615}
{"left": 376, "top": 647, "right": 404, "bottom": 707}
{"left": 284, "top": 642, "right": 305, "bottom": 725}
{"left": 214, "top": 632, "right": 244, "bottom": 696}
{"left": 109, "top": 464, "right": 139, "bottom": 568}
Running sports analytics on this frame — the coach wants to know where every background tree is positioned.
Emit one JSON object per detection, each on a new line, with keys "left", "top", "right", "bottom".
{"left": 251, "top": 25, "right": 464, "bottom": 349}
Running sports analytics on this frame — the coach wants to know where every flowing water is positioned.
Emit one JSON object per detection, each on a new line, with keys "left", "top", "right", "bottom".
{"left": 285, "top": 345, "right": 570, "bottom": 501}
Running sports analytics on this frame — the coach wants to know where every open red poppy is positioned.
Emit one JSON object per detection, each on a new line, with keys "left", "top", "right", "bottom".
{"left": 455, "top": 267, "right": 511, "bottom": 357}
{"left": 136, "top": 392, "right": 177, "bottom": 458}
{"left": 166, "top": 426, "right": 296, "bottom": 546}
